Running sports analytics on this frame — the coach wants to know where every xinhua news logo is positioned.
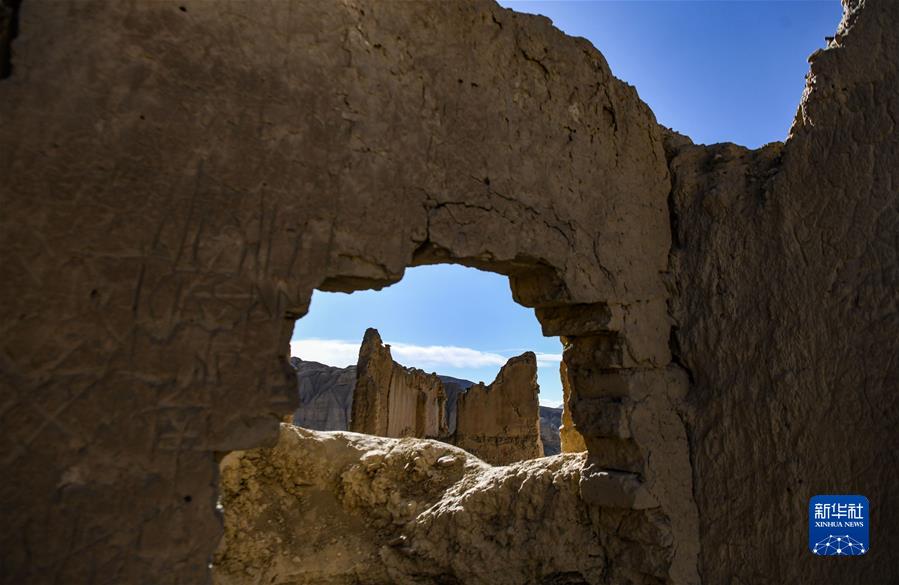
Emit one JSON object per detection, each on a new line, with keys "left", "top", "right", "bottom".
{"left": 809, "top": 495, "right": 869, "bottom": 556}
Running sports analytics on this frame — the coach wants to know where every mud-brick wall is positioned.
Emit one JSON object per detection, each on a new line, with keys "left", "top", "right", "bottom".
{"left": 351, "top": 328, "right": 447, "bottom": 438}
{"left": 8, "top": 1, "right": 897, "bottom": 584}
{"left": 453, "top": 352, "right": 544, "bottom": 464}
{"left": 667, "top": 2, "right": 899, "bottom": 583}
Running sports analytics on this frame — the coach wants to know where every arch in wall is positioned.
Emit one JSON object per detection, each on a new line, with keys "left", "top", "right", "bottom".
{"left": 277, "top": 253, "right": 697, "bottom": 583}
{"left": 1, "top": 1, "right": 697, "bottom": 583}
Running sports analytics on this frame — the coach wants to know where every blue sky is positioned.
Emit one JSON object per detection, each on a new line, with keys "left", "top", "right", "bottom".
{"left": 292, "top": 1, "right": 842, "bottom": 406}
{"left": 501, "top": 0, "right": 842, "bottom": 148}
{"left": 292, "top": 266, "right": 563, "bottom": 403}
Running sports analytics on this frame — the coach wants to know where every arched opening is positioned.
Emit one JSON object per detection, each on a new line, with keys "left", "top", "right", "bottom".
{"left": 210, "top": 253, "right": 693, "bottom": 584}
{"left": 287, "top": 264, "right": 568, "bottom": 459}
{"left": 4, "top": 0, "right": 879, "bottom": 583}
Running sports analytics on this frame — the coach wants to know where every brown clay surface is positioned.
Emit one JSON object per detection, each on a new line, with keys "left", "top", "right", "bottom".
{"left": 214, "top": 425, "right": 673, "bottom": 585}
{"left": 1, "top": 0, "right": 896, "bottom": 583}
{"left": 453, "top": 351, "right": 544, "bottom": 464}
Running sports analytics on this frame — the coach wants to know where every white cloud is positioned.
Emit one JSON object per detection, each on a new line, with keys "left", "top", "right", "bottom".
{"left": 291, "top": 338, "right": 562, "bottom": 371}
{"left": 290, "top": 339, "right": 361, "bottom": 367}
{"left": 390, "top": 342, "right": 506, "bottom": 369}
{"left": 535, "top": 353, "right": 563, "bottom": 366}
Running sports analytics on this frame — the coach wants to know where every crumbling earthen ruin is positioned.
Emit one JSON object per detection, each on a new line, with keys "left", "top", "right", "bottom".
{"left": 453, "top": 351, "right": 544, "bottom": 464}
{"left": 350, "top": 328, "right": 448, "bottom": 439}
{"left": 297, "top": 327, "right": 546, "bottom": 463}
{"left": 291, "top": 355, "right": 565, "bottom": 453}
{"left": 1, "top": 1, "right": 896, "bottom": 584}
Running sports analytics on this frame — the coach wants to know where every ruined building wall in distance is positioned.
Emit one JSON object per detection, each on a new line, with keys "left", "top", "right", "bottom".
{"left": 350, "top": 328, "right": 447, "bottom": 439}
{"left": 453, "top": 352, "right": 544, "bottom": 465}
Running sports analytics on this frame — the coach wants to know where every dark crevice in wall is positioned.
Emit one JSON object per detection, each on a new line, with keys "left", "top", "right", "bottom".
{"left": 661, "top": 130, "right": 690, "bottom": 253}
{"left": 662, "top": 130, "right": 703, "bottom": 584}
{"left": 667, "top": 327, "right": 694, "bottom": 387}
{"left": 1, "top": 0, "right": 22, "bottom": 79}
{"left": 661, "top": 131, "right": 695, "bottom": 386}
{"left": 666, "top": 182, "right": 682, "bottom": 249}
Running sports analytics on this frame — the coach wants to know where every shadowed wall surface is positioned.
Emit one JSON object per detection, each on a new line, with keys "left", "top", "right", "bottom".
{"left": 667, "top": 2, "right": 898, "bottom": 581}
{"left": 0, "top": 0, "right": 896, "bottom": 584}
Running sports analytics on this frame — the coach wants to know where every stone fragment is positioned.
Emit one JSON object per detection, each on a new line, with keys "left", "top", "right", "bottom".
{"left": 435, "top": 455, "right": 458, "bottom": 467}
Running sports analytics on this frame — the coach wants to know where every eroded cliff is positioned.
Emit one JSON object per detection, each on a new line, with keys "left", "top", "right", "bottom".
{"left": 290, "top": 357, "right": 356, "bottom": 431}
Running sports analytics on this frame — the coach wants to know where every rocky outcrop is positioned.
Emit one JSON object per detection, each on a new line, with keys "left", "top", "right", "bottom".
{"left": 350, "top": 329, "right": 447, "bottom": 439}
{"left": 213, "top": 424, "right": 673, "bottom": 585}
{"left": 453, "top": 352, "right": 543, "bottom": 464}
{"left": 290, "top": 358, "right": 356, "bottom": 431}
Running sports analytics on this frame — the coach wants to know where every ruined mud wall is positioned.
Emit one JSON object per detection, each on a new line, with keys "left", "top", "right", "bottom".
{"left": 9, "top": 0, "right": 896, "bottom": 583}
{"left": 350, "top": 328, "right": 447, "bottom": 438}
{"left": 559, "top": 360, "right": 587, "bottom": 453}
{"left": 290, "top": 343, "right": 565, "bottom": 455}
{"left": 0, "top": 0, "right": 696, "bottom": 581}
{"left": 349, "top": 329, "right": 544, "bottom": 462}
{"left": 454, "top": 352, "right": 544, "bottom": 464}
{"left": 348, "top": 329, "right": 393, "bottom": 437}
{"left": 387, "top": 367, "right": 445, "bottom": 439}
{"left": 667, "top": 2, "right": 899, "bottom": 583}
